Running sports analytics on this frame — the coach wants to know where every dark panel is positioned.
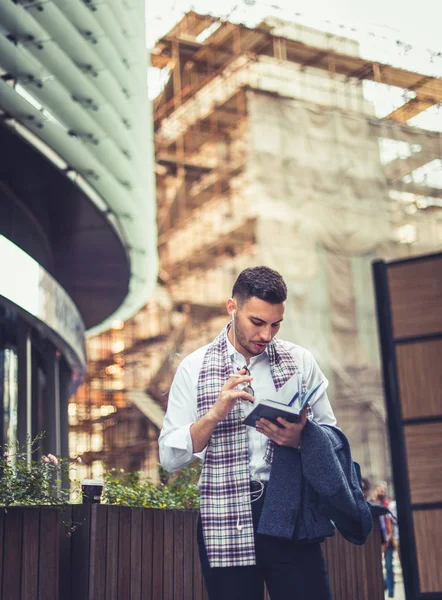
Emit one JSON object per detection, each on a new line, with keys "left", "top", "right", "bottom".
{"left": 16, "top": 319, "right": 30, "bottom": 451}
{"left": 183, "top": 510, "right": 194, "bottom": 598}
{"left": 105, "top": 506, "right": 119, "bottom": 600}
{"left": 404, "top": 422, "right": 442, "bottom": 504}
{"left": 141, "top": 509, "right": 154, "bottom": 600}
{"left": 192, "top": 510, "right": 207, "bottom": 600}
{"left": 373, "top": 254, "right": 442, "bottom": 600}
{"left": 2, "top": 509, "right": 23, "bottom": 600}
{"left": 70, "top": 504, "right": 91, "bottom": 599}
{"left": 396, "top": 338, "right": 442, "bottom": 419}
{"left": 0, "top": 324, "right": 4, "bottom": 450}
{"left": 59, "top": 506, "right": 73, "bottom": 600}
{"left": 367, "top": 524, "right": 384, "bottom": 597}
{"left": 41, "top": 344, "right": 59, "bottom": 457}
{"left": 152, "top": 510, "right": 164, "bottom": 599}
{"left": 59, "top": 357, "right": 72, "bottom": 464}
{"left": 413, "top": 509, "right": 442, "bottom": 593}
{"left": 322, "top": 527, "right": 384, "bottom": 600}
{"left": 0, "top": 509, "right": 4, "bottom": 598}
{"left": 117, "top": 507, "right": 131, "bottom": 599}
{"left": 21, "top": 508, "right": 40, "bottom": 599}
{"left": 388, "top": 255, "right": 442, "bottom": 339}
{"left": 89, "top": 504, "right": 108, "bottom": 600}
{"left": 130, "top": 507, "right": 143, "bottom": 600}
{"left": 0, "top": 506, "right": 387, "bottom": 599}
{"left": 373, "top": 259, "right": 422, "bottom": 598}
{"left": 163, "top": 510, "right": 174, "bottom": 600}
{"left": 38, "top": 508, "right": 59, "bottom": 600}
{"left": 173, "top": 511, "right": 184, "bottom": 600}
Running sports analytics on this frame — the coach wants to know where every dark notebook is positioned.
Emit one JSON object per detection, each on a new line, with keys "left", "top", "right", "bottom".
{"left": 242, "top": 377, "right": 324, "bottom": 428}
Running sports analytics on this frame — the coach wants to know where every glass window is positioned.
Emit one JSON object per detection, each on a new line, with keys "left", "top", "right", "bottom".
{"left": 91, "top": 460, "right": 104, "bottom": 479}
{"left": 68, "top": 403, "right": 79, "bottom": 426}
{"left": 3, "top": 348, "right": 18, "bottom": 456}
{"left": 91, "top": 432, "right": 103, "bottom": 452}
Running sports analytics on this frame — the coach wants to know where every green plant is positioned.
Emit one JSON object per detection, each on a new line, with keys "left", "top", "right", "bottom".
{"left": 0, "top": 433, "right": 201, "bottom": 510}
{"left": 0, "top": 433, "right": 72, "bottom": 507}
{"left": 102, "top": 463, "right": 201, "bottom": 509}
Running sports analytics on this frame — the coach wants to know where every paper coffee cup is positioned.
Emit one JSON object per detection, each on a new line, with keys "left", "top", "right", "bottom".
{"left": 81, "top": 479, "right": 104, "bottom": 504}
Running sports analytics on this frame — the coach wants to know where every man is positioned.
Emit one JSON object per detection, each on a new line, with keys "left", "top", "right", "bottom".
{"left": 159, "top": 266, "right": 370, "bottom": 600}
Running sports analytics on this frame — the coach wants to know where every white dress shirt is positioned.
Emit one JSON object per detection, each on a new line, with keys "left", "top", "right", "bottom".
{"left": 159, "top": 337, "right": 337, "bottom": 480}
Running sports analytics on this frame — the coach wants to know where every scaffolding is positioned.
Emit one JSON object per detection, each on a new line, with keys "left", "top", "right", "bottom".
{"left": 71, "top": 11, "right": 442, "bottom": 485}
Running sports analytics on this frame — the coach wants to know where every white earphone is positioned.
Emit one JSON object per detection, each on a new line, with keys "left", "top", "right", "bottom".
{"left": 236, "top": 482, "right": 264, "bottom": 533}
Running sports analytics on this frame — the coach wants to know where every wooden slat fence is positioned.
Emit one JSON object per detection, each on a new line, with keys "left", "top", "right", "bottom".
{"left": 323, "top": 519, "right": 384, "bottom": 600}
{"left": 60, "top": 505, "right": 208, "bottom": 600}
{"left": 0, "top": 507, "right": 60, "bottom": 600}
{"left": 0, "top": 504, "right": 383, "bottom": 599}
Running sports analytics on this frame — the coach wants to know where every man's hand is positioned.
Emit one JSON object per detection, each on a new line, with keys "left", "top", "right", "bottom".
{"left": 191, "top": 369, "right": 254, "bottom": 453}
{"left": 255, "top": 405, "right": 309, "bottom": 448}
{"left": 209, "top": 369, "right": 254, "bottom": 422}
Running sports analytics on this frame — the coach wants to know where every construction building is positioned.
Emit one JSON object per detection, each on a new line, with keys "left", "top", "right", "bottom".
{"left": 73, "top": 12, "right": 442, "bottom": 485}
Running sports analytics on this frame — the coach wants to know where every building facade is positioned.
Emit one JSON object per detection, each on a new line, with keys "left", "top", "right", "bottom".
{"left": 150, "top": 13, "right": 442, "bottom": 487}
{"left": 0, "top": 0, "right": 157, "bottom": 461}
{"left": 73, "top": 12, "right": 442, "bottom": 486}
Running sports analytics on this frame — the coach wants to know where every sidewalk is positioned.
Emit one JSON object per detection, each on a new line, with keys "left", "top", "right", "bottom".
{"left": 384, "top": 550, "right": 405, "bottom": 600}
{"left": 385, "top": 580, "right": 405, "bottom": 600}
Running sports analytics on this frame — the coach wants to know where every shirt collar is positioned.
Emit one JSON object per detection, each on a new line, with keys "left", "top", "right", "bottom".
{"left": 226, "top": 334, "right": 269, "bottom": 366}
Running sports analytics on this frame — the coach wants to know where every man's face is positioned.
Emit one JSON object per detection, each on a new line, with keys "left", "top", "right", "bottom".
{"left": 229, "top": 296, "right": 285, "bottom": 360}
{"left": 375, "top": 485, "right": 387, "bottom": 501}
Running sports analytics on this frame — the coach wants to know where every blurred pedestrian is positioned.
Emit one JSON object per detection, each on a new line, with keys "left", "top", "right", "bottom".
{"left": 388, "top": 499, "right": 401, "bottom": 567}
{"left": 361, "top": 477, "right": 371, "bottom": 500}
{"left": 372, "top": 482, "right": 395, "bottom": 598}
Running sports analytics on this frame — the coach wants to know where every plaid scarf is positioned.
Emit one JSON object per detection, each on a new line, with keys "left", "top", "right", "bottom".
{"left": 196, "top": 325, "right": 301, "bottom": 567}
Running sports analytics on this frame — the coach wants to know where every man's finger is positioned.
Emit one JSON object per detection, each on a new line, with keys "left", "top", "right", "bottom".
{"left": 228, "top": 373, "right": 253, "bottom": 384}
{"left": 229, "top": 390, "right": 254, "bottom": 403}
{"left": 300, "top": 405, "right": 309, "bottom": 424}
{"left": 256, "top": 418, "right": 281, "bottom": 433}
{"left": 225, "top": 374, "right": 253, "bottom": 390}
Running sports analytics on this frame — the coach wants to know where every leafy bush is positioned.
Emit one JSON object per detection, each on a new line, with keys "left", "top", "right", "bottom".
{"left": 0, "top": 434, "right": 72, "bottom": 507}
{"left": 102, "top": 463, "right": 201, "bottom": 509}
{"left": 0, "top": 433, "right": 201, "bottom": 509}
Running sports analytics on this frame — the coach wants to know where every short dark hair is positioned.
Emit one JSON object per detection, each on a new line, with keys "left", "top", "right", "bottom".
{"left": 361, "top": 477, "right": 371, "bottom": 492}
{"left": 232, "top": 266, "right": 287, "bottom": 305}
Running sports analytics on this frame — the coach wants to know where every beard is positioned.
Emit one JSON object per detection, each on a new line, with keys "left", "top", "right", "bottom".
{"left": 233, "top": 319, "right": 267, "bottom": 357}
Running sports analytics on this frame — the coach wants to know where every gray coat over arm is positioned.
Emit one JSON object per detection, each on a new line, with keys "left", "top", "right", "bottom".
{"left": 258, "top": 420, "right": 373, "bottom": 545}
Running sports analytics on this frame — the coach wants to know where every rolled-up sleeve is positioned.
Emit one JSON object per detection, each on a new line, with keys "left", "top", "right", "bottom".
{"left": 158, "top": 357, "right": 205, "bottom": 472}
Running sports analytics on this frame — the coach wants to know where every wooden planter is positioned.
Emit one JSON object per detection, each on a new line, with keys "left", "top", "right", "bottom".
{"left": 0, "top": 504, "right": 384, "bottom": 599}
{"left": 60, "top": 505, "right": 207, "bottom": 600}
{"left": 0, "top": 506, "right": 61, "bottom": 600}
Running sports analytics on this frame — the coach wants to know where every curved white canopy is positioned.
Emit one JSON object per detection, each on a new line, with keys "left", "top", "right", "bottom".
{"left": 0, "top": 0, "right": 157, "bottom": 336}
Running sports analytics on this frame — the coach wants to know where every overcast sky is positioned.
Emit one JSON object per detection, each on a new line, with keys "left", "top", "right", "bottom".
{"left": 145, "top": 0, "right": 442, "bottom": 177}
{"left": 146, "top": 0, "right": 441, "bottom": 101}
{"left": 146, "top": 0, "right": 441, "bottom": 125}
{"left": 146, "top": 0, "right": 441, "bottom": 52}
